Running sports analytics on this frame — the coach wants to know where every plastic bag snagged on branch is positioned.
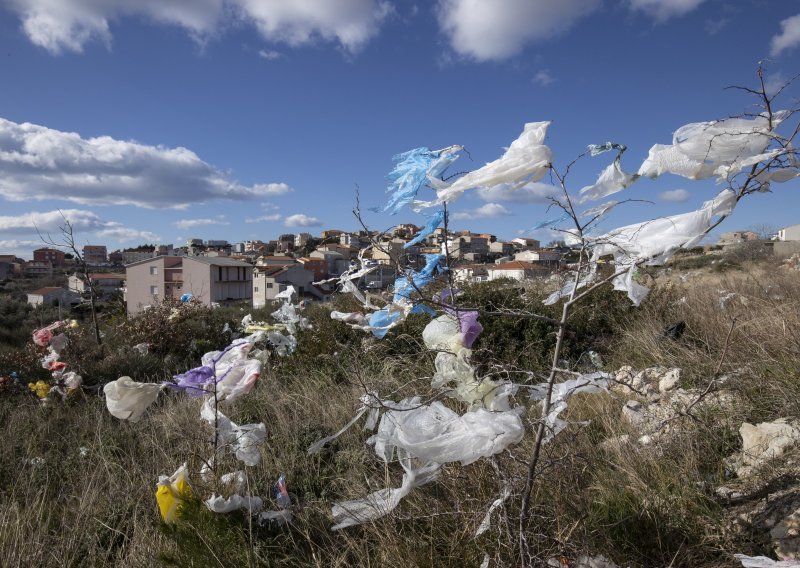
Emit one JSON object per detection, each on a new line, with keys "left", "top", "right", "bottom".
{"left": 590, "top": 188, "right": 737, "bottom": 306}
{"left": 370, "top": 397, "right": 524, "bottom": 467}
{"left": 377, "top": 146, "right": 461, "bottom": 214}
{"left": 529, "top": 372, "right": 611, "bottom": 443}
{"left": 415, "top": 122, "right": 553, "bottom": 209}
{"left": 638, "top": 112, "right": 790, "bottom": 181}
{"left": 104, "top": 377, "right": 164, "bottom": 422}
{"left": 331, "top": 451, "right": 441, "bottom": 530}
{"left": 200, "top": 399, "right": 266, "bottom": 466}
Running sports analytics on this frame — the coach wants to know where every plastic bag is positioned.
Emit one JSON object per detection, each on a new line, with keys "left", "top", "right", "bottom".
{"left": 156, "top": 464, "right": 191, "bottom": 523}
{"left": 416, "top": 122, "right": 553, "bottom": 208}
{"left": 370, "top": 398, "right": 524, "bottom": 466}
{"left": 104, "top": 377, "right": 163, "bottom": 422}
{"left": 200, "top": 399, "right": 266, "bottom": 466}
{"left": 331, "top": 451, "right": 441, "bottom": 530}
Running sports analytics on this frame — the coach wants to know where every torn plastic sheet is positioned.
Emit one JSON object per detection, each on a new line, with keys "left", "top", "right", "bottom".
{"left": 275, "top": 285, "right": 296, "bottom": 301}
{"left": 330, "top": 310, "right": 370, "bottom": 327}
{"left": 581, "top": 200, "right": 620, "bottom": 220}
{"left": 267, "top": 331, "right": 297, "bottom": 357}
{"left": 415, "top": 122, "right": 553, "bottom": 209}
{"left": 32, "top": 321, "right": 66, "bottom": 347}
{"left": 49, "top": 333, "right": 68, "bottom": 355}
{"left": 592, "top": 189, "right": 737, "bottom": 305}
{"left": 422, "top": 314, "right": 463, "bottom": 351}
{"left": 639, "top": 112, "right": 788, "bottom": 181}
{"left": 206, "top": 493, "right": 264, "bottom": 514}
{"left": 404, "top": 209, "right": 445, "bottom": 249}
{"left": 156, "top": 464, "right": 191, "bottom": 523}
{"left": 308, "top": 393, "right": 382, "bottom": 454}
{"left": 258, "top": 510, "right": 293, "bottom": 525}
{"left": 530, "top": 372, "right": 611, "bottom": 443}
{"left": 194, "top": 338, "right": 263, "bottom": 401}
{"left": 588, "top": 142, "right": 627, "bottom": 156}
{"left": 370, "top": 397, "right": 524, "bottom": 466}
{"left": 368, "top": 307, "right": 404, "bottom": 339}
{"left": 532, "top": 215, "right": 568, "bottom": 230}
{"left": 331, "top": 452, "right": 441, "bottom": 530}
{"left": 341, "top": 278, "right": 366, "bottom": 305}
{"left": 271, "top": 302, "right": 309, "bottom": 335}
{"left": 274, "top": 474, "right": 291, "bottom": 508}
{"left": 201, "top": 399, "right": 266, "bottom": 466}
{"left": 377, "top": 146, "right": 461, "bottom": 214}
{"left": 104, "top": 377, "right": 164, "bottom": 422}
{"left": 434, "top": 355, "right": 516, "bottom": 411}
{"left": 734, "top": 555, "right": 800, "bottom": 568}
{"left": 132, "top": 342, "right": 149, "bottom": 355}
{"left": 578, "top": 154, "right": 640, "bottom": 203}
{"left": 475, "top": 485, "right": 512, "bottom": 536}
{"left": 393, "top": 254, "right": 444, "bottom": 304}
{"left": 331, "top": 398, "right": 524, "bottom": 529}
{"left": 543, "top": 273, "right": 594, "bottom": 306}
{"left": 439, "top": 289, "right": 483, "bottom": 348}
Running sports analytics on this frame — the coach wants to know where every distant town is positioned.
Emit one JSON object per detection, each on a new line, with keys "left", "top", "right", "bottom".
{"left": 2, "top": 222, "right": 799, "bottom": 316}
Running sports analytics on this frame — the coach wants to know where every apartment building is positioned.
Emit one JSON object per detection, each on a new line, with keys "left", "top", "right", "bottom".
{"left": 125, "top": 256, "right": 252, "bottom": 315}
{"left": 82, "top": 245, "right": 107, "bottom": 265}
{"left": 68, "top": 273, "right": 126, "bottom": 299}
{"left": 33, "top": 247, "right": 65, "bottom": 267}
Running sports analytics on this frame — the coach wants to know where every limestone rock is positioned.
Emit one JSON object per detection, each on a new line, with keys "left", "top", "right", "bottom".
{"left": 622, "top": 400, "right": 645, "bottom": 426}
{"left": 658, "top": 368, "right": 682, "bottom": 393}
{"left": 737, "top": 419, "right": 800, "bottom": 478}
{"left": 771, "top": 507, "right": 800, "bottom": 561}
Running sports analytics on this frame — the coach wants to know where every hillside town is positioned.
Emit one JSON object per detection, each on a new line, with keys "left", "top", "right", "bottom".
{"left": 2, "top": 223, "right": 800, "bottom": 316}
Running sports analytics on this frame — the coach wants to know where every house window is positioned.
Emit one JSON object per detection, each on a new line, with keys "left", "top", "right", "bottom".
{"left": 266, "top": 283, "right": 273, "bottom": 289}
{"left": 150, "top": 266, "right": 158, "bottom": 275}
{"left": 150, "top": 286, "right": 158, "bottom": 295}
{"left": 254, "top": 286, "right": 259, "bottom": 292}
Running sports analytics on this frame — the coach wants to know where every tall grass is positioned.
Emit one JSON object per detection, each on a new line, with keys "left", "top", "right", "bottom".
{"left": 1, "top": 260, "right": 798, "bottom": 566}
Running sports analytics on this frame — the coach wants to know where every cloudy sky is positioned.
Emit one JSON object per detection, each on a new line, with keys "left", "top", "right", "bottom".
{"left": 0, "top": 0, "right": 798, "bottom": 257}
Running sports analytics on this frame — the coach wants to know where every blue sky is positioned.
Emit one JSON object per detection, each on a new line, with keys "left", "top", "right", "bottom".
{"left": 0, "top": 0, "right": 798, "bottom": 258}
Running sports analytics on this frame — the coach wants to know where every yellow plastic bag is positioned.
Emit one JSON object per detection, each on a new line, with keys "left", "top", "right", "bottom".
{"left": 156, "top": 464, "right": 191, "bottom": 523}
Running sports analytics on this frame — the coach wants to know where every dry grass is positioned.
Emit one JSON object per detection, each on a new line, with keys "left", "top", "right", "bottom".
{"left": 1, "top": 260, "right": 798, "bottom": 566}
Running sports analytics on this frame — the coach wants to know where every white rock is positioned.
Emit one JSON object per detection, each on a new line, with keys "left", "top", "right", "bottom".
{"left": 738, "top": 419, "right": 800, "bottom": 478}
{"left": 771, "top": 507, "right": 800, "bottom": 560}
{"left": 658, "top": 368, "right": 682, "bottom": 393}
{"left": 622, "top": 400, "right": 645, "bottom": 426}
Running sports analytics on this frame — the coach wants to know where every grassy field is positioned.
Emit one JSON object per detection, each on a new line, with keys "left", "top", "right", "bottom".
{"left": 1, "top": 259, "right": 798, "bottom": 567}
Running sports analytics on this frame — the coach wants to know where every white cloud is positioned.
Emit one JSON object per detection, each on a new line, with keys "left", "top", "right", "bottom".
{"left": 7, "top": 0, "right": 225, "bottom": 55}
{"left": 704, "top": 18, "right": 728, "bottom": 35}
{"left": 659, "top": 189, "right": 690, "bottom": 202}
{"left": 258, "top": 49, "right": 283, "bottom": 60}
{"left": 95, "top": 223, "right": 161, "bottom": 242}
{"left": 0, "top": 208, "right": 160, "bottom": 244}
{"left": 628, "top": 0, "right": 706, "bottom": 22}
{"left": 0, "top": 117, "right": 294, "bottom": 208}
{"left": 477, "top": 182, "right": 560, "bottom": 204}
{"left": 451, "top": 202, "right": 512, "bottom": 220}
{"left": 174, "top": 218, "right": 230, "bottom": 230}
{"left": 0, "top": 239, "right": 43, "bottom": 251}
{"left": 533, "top": 70, "right": 556, "bottom": 86}
{"left": 764, "top": 72, "right": 788, "bottom": 97}
{"left": 436, "top": 0, "right": 600, "bottom": 61}
{"left": 245, "top": 214, "right": 282, "bottom": 223}
{"left": 6, "top": 0, "right": 391, "bottom": 55}
{"left": 235, "top": 0, "right": 392, "bottom": 53}
{"left": 0, "top": 209, "right": 106, "bottom": 234}
{"left": 284, "top": 213, "right": 321, "bottom": 227}
{"left": 771, "top": 14, "right": 800, "bottom": 56}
